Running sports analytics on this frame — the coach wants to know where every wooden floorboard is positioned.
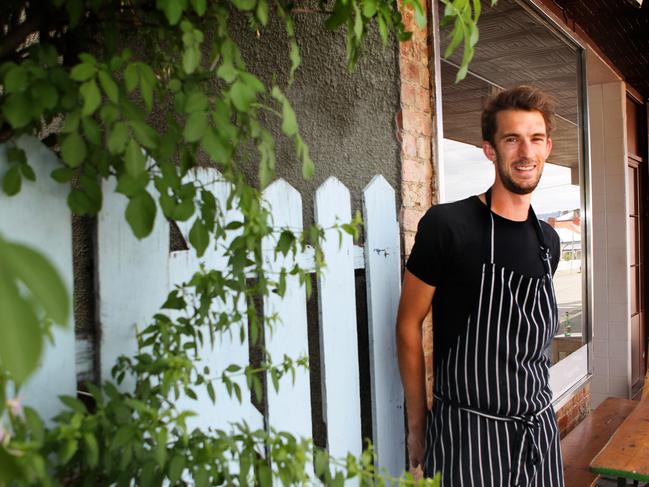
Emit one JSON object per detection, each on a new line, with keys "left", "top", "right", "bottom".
{"left": 561, "top": 397, "right": 638, "bottom": 487}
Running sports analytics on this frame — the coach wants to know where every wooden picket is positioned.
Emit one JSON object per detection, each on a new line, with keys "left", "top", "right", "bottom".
{"left": 363, "top": 175, "right": 404, "bottom": 477}
{"left": 5, "top": 148, "right": 406, "bottom": 476}
{"left": 315, "top": 177, "right": 363, "bottom": 465}
{"left": 0, "top": 137, "right": 77, "bottom": 423}
{"left": 262, "top": 179, "right": 313, "bottom": 440}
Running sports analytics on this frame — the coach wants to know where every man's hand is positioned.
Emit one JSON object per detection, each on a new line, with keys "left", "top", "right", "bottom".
{"left": 408, "top": 421, "right": 426, "bottom": 469}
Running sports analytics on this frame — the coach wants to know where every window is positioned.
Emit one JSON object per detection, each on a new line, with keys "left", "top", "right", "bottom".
{"left": 436, "top": 0, "right": 589, "bottom": 400}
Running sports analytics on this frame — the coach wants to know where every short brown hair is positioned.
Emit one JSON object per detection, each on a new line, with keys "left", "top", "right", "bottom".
{"left": 481, "top": 86, "right": 556, "bottom": 145}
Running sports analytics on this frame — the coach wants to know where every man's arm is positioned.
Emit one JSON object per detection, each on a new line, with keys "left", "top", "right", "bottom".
{"left": 396, "top": 269, "right": 435, "bottom": 469}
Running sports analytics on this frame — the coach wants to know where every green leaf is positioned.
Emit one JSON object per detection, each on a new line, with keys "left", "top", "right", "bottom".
{"left": 276, "top": 230, "right": 294, "bottom": 256}
{"left": 131, "top": 120, "right": 159, "bottom": 149}
{"left": 182, "top": 46, "right": 201, "bottom": 75}
{"left": 158, "top": 0, "right": 187, "bottom": 24}
{"left": 192, "top": 468, "right": 208, "bottom": 487}
{"left": 256, "top": 0, "right": 269, "bottom": 25}
{"left": 2, "top": 166, "right": 21, "bottom": 196}
{"left": 188, "top": 219, "right": 209, "bottom": 257}
{"left": 216, "top": 63, "right": 237, "bottom": 83}
{"left": 0, "top": 266, "right": 42, "bottom": 383}
{"left": 110, "top": 425, "right": 134, "bottom": 452}
{"left": 2, "top": 93, "right": 32, "bottom": 128}
{"left": 80, "top": 79, "right": 102, "bottom": 116}
{"left": 184, "top": 112, "right": 208, "bottom": 142}
{"left": 59, "top": 395, "right": 87, "bottom": 413}
{"left": 3, "top": 240, "right": 70, "bottom": 325}
{"left": 125, "top": 140, "right": 146, "bottom": 176}
{"left": 83, "top": 433, "right": 99, "bottom": 468}
{"left": 125, "top": 191, "right": 157, "bottom": 239}
{"left": 362, "top": 0, "right": 377, "bottom": 17}
{"left": 230, "top": 81, "right": 255, "bottom": 112}
{"left": 107, "top": 121, "right": 129, "bottom": 154}
{"left": 70, "top": 63, "right": 96, "bottom": 82}
{"left": 82, "top": 116, "right": 102, "bottom": 145}
{"left": 191, "top": 0, "right": 207, "bottom": 15}
{"left": 232, "top": 0, "right": 256, "bottom": 11}
{"left": 4, "top": 65, "right": 27, "bottom": 93}
{"left": 19, "top": 163, "right": 35, "bottom": 182}
{"left": 354, "top": 3, "right": 363, "bottom": 39}
{"left": 207, "top": 381, "right": 216, "bottom": 403}
{"left": 98, "top": 70, "right": 119, "bottom": 103}
{"left": 30, "top": 80, "right": 59, "bottom": 110}
{"left": 281, "top": 100, "right": 297, "bottom": 136}
{"left": 124, "top": 63, "right": 138, "bottom": 92}
{"left": 51, "top": 167, "right": 74, "bottom": 183}
{"left": 0, "top": 447, "right": 22, "bottom": 481}
{"left": 185, "top": 91, "right": 209, "bottom": 113}
{"left": 168, "top": 455, "right": 186, "bottom": 483}
{"left": 200, "top": 129, "right": 230, "bottom": 164}
{"left": 116, "top": 172, "right": 149, "bottom": 197}
{"left": 61, "top": 133, "right": 87, "bottom": 168}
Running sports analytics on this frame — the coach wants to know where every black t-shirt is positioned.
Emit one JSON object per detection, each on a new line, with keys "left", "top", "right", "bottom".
{"left": 406, "top": 195, "right": 561, "bottom": 359}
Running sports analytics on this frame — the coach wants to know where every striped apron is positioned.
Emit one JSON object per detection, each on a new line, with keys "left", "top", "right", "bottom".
{"left": 423, "top": 190, "right": 564, "bottom": 486}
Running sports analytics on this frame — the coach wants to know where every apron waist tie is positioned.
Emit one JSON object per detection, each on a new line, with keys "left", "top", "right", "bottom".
{"left": 433, "top": 394, "right": 552, "bottom": 486}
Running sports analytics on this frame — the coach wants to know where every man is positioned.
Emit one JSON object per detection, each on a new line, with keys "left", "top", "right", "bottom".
{"left": 396, "top": 86, "right": 564, "bottom": 486}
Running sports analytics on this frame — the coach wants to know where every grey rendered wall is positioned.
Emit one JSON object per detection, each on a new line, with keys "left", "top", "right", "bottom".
{"left": 233, "top": 11, "right": 402, "bottom": 228}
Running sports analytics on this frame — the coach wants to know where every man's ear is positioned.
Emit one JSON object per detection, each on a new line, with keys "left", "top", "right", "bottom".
{"left": 545, "top": 137, "right": 553, "bottom": 158}
{"left": 482, "top": 141, "right": 497, "bottom": 162}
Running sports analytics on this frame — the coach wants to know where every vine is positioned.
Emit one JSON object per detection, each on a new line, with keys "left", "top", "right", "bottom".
{"left": 0, "top": 0, "right": 487, "bottom": 484}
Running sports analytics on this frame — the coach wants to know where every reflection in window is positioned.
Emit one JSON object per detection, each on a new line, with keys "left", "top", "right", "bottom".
{"left": 438, "top": 0, "right": 585, "bottom": 367}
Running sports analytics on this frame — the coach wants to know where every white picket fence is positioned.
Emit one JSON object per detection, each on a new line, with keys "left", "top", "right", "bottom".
{"left": 0, "top": 136, "right": 405, "bottom": 478}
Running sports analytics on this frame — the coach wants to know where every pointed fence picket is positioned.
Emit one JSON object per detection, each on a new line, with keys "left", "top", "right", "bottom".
{"left": 363, "top": 175, "right": 404, "bottom": 477}
{"left": 0, "top": 137, "right": 76, "bottom": 424}
{"left": 262, "top": 179, "right": 313, "bottom": 441}
{"left": 5, "top": 146, "right": 406, "bottom": 477}
{"left": 315, "top": 177, "right": 363, "bottom": 467}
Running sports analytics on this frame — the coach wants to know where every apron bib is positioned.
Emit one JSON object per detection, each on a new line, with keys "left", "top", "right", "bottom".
{"left": 423, "top": 189, "right": 564, "bottom": 487}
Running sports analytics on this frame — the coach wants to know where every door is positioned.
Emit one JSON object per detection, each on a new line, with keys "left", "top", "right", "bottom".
{"left": 627, "top": 94, "right": 647, "bottom": 395}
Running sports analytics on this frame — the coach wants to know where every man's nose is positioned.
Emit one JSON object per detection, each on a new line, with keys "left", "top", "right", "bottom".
{"left": 519, "top": 139, "right": 534, "bottom": 158}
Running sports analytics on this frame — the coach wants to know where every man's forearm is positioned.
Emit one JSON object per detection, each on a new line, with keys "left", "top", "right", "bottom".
{"left": 397, "top": 318, "right": 427, "bottom": 431}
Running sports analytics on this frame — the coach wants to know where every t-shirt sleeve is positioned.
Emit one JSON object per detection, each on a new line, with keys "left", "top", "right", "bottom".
{"left": 405, "top": 208, "right": 450, "bottom": 287}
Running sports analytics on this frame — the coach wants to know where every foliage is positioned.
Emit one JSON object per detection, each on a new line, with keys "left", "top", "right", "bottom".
{"left": 0, "top": 0, "right": 484, "bottom": 484}
{"left": 439, "top": 0, "right": 496, "bottom": 81}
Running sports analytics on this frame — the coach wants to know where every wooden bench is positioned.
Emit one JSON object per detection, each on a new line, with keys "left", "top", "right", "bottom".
{"left": 561, "top": 397, "right": 638, "bottom": 487}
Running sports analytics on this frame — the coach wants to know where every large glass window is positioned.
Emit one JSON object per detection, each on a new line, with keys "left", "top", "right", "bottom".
{"left": 437, "top": 0, "right": 588, "bottom": 394}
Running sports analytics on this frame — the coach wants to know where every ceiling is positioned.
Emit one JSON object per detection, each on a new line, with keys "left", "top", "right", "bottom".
{"left": 439, "top": 0, "right": 581, "bottom": 170}
{"left": 552, "top": 0, "right": 649, "bottom": 100}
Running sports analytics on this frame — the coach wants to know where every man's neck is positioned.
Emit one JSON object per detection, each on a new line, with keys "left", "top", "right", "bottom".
{"left": 479, "top": 185, "right": 532, "bottom": 222}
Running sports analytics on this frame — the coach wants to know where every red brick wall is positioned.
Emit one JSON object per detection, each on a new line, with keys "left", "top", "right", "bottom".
{"left": 556, "top": 383, "right": 592, "bottom": 439}
{"left": 398, "top": 0, "right": 435, "bottom": 408}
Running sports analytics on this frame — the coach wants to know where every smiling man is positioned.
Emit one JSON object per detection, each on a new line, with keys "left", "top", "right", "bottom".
{"left": 396, "top": 86, "right": 564, "bottom": 486}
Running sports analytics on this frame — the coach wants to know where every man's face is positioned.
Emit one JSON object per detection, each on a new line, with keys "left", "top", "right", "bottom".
{"left": 482, "top": 109, "right": 553, "bottom": 195}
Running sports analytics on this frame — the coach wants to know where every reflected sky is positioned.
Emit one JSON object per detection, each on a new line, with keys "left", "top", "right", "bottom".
{"left": 442, "top": 138, "right": 581, "bottom": 215}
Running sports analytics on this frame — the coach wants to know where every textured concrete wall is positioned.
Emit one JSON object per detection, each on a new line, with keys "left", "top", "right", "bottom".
{"left": 232, "top": 9, "right": 402, "bottom": 228}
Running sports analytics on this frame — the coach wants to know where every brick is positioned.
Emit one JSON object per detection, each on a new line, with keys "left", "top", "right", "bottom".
{"left": 401, "top": 59, "right": 420, "bottom": 84}
{"left": 403, "top": 231, "right": 416, "bottom": 256}
{"left": 415, "top": 87, "right": 431, "bottom": 113}
{"left": 403, "top": 133, "right": 417, "bottom": 158}
{"left": 404, "top": 111, "right": 433, "bottom": 137}
{"left": 402, "top": 206, "right": 426, "bottom": 232}
{"left": 400, "top": 38, "right": 414, "bottom": 59}
{"left": 400, "top": 83, "right": 416, "bottom": 109}
{"left": 402, "top": 158, "right": 433, "bottom": 183}
{"left": 419, "top": 63, "right": 431, "bottom": 89}
{"left": 417, "top": 135, "right": 432, "bottom": 160}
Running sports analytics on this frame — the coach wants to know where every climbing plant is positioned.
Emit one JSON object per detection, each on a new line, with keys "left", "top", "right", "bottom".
{"left": 0, "top": 0, "right": 488, "bottom": 484}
